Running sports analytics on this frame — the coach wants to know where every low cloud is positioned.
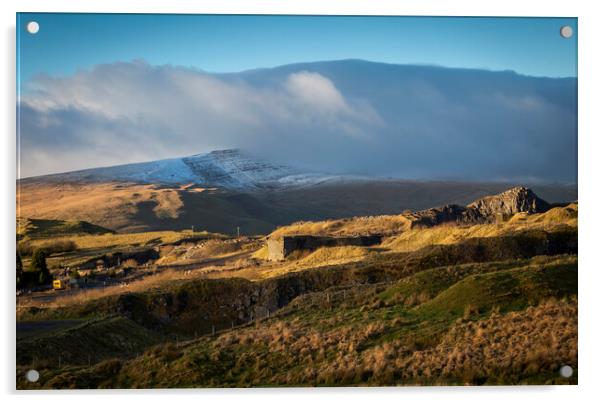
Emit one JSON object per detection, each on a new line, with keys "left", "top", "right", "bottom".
{"left": 19, "top": 62, "right": 382, "bottom": 177}
{"left": 285, "top": 71, "right": 349, "bottom": 113}
{"left": 18, "top": 60, "right": 577, "bottom": 183}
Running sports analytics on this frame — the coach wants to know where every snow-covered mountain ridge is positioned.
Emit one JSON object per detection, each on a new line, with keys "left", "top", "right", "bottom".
{"left": 22, "top": 149, "right": 354, "bottom": 190}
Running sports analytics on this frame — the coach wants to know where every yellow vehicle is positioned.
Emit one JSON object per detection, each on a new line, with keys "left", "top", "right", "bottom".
{"left": 53, "top": 279, "right": 67, "bottom": 290}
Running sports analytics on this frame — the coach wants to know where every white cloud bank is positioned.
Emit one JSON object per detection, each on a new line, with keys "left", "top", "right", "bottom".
{"left": 18, "top": 60, "right": 577, "bottom": 183}
{"left": 19, "top": 62, "right": 383, "bottom": 177}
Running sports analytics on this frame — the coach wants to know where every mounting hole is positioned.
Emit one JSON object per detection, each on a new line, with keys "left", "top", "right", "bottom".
{"left": 560, "top": 25, "right": 573, "bottom": 39}
{"left": 559, "top": 365, "right": 573, "bottom": 378}
{"left": 25, "top": 369, "right": 39, "bottom": 382}
{"left": 26, "top": 21, "right": 39, "bottom": 35}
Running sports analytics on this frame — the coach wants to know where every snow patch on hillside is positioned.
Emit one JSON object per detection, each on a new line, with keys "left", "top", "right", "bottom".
{"left": 33, "top": 149, "right": 357, "bottom": 191}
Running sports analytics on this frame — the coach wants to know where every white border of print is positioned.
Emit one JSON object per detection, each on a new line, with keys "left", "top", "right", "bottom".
{"left": 2, "top": 1, "right": 600, "bottom": 402}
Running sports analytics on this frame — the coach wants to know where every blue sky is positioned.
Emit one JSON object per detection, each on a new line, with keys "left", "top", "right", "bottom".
{"left": 17, "top": 13, "right": 577, "bottom": 86}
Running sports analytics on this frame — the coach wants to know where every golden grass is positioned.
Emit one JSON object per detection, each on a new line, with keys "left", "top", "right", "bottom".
{"left": 296, "top": 246, "right": 370, "bottom": 267}
{"left": 244, "top": 246, "right": 372, "bottom": 280}
{"left": 22, "top": 291, "right": 577, "bottom": 387}
{"left": 510, "top": 203, "right": 578, "bottom": 225}
{"left": 269, "top": 203, "right": 577, "bottom": 255}
{"left": 17, "top": 181, "right": 184, "bottom": 230}
{"left": 383, "top": 204, "right": 577, "bottom": 253}
{"left": 393, "top": 297, "right": 577, "bottom": 383}
{"left": 270, "top": 214, "right": 412, "bottom": 238}
{"left": 214, "top": 297, "right": 576, "bottom": 385}
{"left": 212, "top": 204, "right": 579, "bottom": 281}
{"left": 252, "top": 245, "right": 269, "bottom": 260}
{"left": 23, "top": 230, "right": 215, "bottom": 251}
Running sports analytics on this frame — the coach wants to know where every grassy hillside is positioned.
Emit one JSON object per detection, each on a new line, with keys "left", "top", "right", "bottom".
{"left": 18, "top": 254, "right": 576, "bottom": 388}
{"left": 378, "top": 255, "right": 569, "bottom": 303}
{"left": 384, "top": 203, "right": 578, "bottom": 252}
{"left": 270, "top": 203, "right": 577, "bottom": 246}
{"left": 17, "top": 181, "right": 277, "bottom": 234}
{"left": 17, "top": 179, "right": 576, "bottom": 234}
{"left": 19, "top": 226, "right": 577, "bottom": 319}
{"left": 17, "top": 316, "right": 164, "bottom": 367}
{"left": 415, "top": 257, "right": 577, "bottom": 316}
{"left": 16, "top": 195, "right": 578, "bottom": 388}
{"left": 22, "top": 229, "right": 223, "bottom": 251}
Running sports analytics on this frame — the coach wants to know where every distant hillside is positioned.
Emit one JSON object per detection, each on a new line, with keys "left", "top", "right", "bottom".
{"left": 17, "top": 178, "right": 576, "bottom": 235}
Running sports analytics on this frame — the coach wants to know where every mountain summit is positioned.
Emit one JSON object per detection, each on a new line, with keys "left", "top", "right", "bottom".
{"left": 23, "top": 149, "right": 339, "bottom": 191}
{"left": 181, "top": 149, "right": 300, "bottom": 189}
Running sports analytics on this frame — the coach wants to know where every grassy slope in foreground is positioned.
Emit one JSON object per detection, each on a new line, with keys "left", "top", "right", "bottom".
{"left": 18, "top": 254, "right": 577, "bottom": 388}
{"left": 415, "top": 257, "right": 577, "bottom": 316}
{"left": 17, "top": 316, "right": 164, "bottom": 367}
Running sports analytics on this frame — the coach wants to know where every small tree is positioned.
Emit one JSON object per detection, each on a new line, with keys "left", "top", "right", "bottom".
{"left": 29, "top": 249, "right": 47, "bottom": 272}
{"left": 30, "top": 249, "right": 51, "bottom": 285}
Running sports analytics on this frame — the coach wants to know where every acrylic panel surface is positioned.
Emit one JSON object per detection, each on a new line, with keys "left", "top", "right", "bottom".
{"left": 16, "top": 13, "right": 577, "bottom": 389}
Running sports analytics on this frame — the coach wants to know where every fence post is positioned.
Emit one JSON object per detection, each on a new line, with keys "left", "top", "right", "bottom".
{"left": 212, "top": 325, "right": 215, "bottom": 336}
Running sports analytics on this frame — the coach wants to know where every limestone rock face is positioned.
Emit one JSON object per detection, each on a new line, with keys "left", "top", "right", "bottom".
{"left": 408, "top": 187, "right": 550, "bottom": 228}
{"left": 468, "top": 187, "right": 550, "bottom": 217}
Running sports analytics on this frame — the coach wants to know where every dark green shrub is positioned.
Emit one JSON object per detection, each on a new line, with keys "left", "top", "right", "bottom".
{"left": 29, "top": 249, "right": 51, "bottom": 285}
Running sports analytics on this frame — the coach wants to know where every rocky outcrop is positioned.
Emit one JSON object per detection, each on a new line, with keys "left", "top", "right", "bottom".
{"left": 408, "top": 187, "right": 550, "bottom": 228}
{"left": 468, "top": 187, "right": 549, "bottom": 217}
